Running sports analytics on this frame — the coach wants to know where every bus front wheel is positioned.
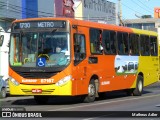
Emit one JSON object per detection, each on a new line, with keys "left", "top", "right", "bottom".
{"left": 83, "top": 80, "right": 96, "bottom": 103}
{"left": 34, "top": 96, "right": 49, "bottom": 104}
{"left": 133, "top": 75, "right": 143, "bottom": 96}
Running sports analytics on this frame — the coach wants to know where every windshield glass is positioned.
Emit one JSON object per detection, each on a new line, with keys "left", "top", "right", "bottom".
{"left": 9, "top": 32, "right": 70, "bottom": 67}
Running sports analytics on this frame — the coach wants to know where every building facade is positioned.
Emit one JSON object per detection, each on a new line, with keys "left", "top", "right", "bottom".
{"left": 124, "top": 7, "right": 160, "bottom": 32}
{"left": 74, "top": 0, "right": 117, "bottom": 24}
{"left": 0, "top": 0, "right": 117, "bottom": 31}
{"left": 123, "top": 18, "right": 160, "bottom": 32}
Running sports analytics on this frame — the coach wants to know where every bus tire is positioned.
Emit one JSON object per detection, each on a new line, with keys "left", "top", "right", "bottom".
{"left": 133, "top": 75, "right": 143, "bottom": 96}
{"left": 34, "top": 96, "right": 49, "bottom": 104}
{"left": 83, "top": 80, "right": 96, "bottom": 103}
{"left": 0, "top": 88, "right": 7, "bottom": 98}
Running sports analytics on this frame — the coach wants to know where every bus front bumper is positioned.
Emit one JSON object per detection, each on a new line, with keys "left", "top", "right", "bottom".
{"left": 9, "top": 80, "right": 72, "bottom": 96}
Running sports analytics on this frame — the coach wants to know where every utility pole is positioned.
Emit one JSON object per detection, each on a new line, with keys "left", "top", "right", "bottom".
{"left": 118, "top": 0, "right": 123, "bottom": 26}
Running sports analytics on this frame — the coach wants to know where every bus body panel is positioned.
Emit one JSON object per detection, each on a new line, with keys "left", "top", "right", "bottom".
{"left": 9, "top": 80, "right": 72, "bottom": 95}
{"left": 131, "top": 28, "right": 159, "bottom": 87}
{"left": 139, "top": 56, "right": 158, "bottom": 86}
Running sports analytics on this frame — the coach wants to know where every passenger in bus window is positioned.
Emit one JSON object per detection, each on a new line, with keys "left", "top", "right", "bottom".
{"left": 129, "top": 48, "right": 132, "bottom": 55}
{"left": 150, "top": 46, "right": 154, "bottom": 55}
{"left": 49, "top": 46, "right": 67, "bottom": 65}
{"left": 141, "top": 46, "right": 144, "bottom": 55}
{"left": 110, "top": 41, "right": 116, "bottom": 54}
{"left": 119, "top": 42, "right": 125, "bottom": 54}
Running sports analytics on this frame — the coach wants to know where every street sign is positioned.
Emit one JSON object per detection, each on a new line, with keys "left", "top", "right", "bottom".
{"left": 154, "top": 8, "right": 160, "bottom": 18}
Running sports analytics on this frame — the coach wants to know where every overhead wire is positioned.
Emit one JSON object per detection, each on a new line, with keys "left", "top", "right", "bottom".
{"left": 136, "top": 0, "right": 153, "bottom": 11}
{"left": 0, "top": 1, "right": 116, "bottom": 22}
{"left": 0, "top": 0, "right": 156, "bottom": 27}
{"left": 131, "top": 0, "right": 153, "bottom": 14}
{"left": 0, "top": 1, "right": 53, "bottom": 16}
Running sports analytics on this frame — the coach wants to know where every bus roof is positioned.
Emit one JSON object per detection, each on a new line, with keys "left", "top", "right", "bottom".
{"left": 13, "top": 17, "right": 157, "bottom": 36}
{"left": 131, "top": 28, "right": 157, "bottom": 36}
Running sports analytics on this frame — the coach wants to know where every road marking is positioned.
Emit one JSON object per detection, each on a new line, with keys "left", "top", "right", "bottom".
{"left": 82, "top": 114, "right": 114, "bottom": 120}
{"left": 48, "top": 94, "right": 160, "bottom": 111}
{"left": 155, "top": 104, "right": 160, "bottom": 107}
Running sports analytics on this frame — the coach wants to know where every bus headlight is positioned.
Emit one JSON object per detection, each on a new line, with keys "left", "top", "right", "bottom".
{"left": 55, "top": 75, "right": 72, "bottom": 86}
{"left": 10, "top": 77, "right": 19, "bottom": 86}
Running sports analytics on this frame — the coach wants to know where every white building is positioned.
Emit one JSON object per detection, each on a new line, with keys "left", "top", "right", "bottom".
{"left": 74, "top": 0, "right": 117, "bottom": 25}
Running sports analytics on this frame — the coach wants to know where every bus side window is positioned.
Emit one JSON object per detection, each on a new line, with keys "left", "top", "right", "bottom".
{"left": 123, "top": 33, "right": 129, "bottom": 54}
{"left": 102, "top": 30, "right": 110, "bottom": 54}
{"left": 150, "top": 36, "right": 158, "bottom": 56}
{"left": 140, "top": 35, "right": 150, "bottom": 56}
{"left": 102, "top": 30, "right": 116, "bottom": 54}
{"left": 0, "top": 35, "right": 4, "bottom": 46}
{"left": 90, "top": 28, "right": 102, "bottom": 54}
{"left": 110, "top": 31, "right": 117, "bottom": 54}
{"left": 74, "top": 34, "right": 86, "bottom": 65}
{"left": 117, "top": 32, "right": 129, "bottom": 55}
{"left": 129, "top": 34, "right": 139, "bottom": 55}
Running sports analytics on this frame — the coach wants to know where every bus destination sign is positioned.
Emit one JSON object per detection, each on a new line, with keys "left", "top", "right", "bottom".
{"left": 13, "top": 21, "right": 66, "bottom": 29}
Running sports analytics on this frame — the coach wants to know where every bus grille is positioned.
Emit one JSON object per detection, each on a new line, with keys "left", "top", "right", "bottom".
{"left": 16, "top": 72, "right": 57, "bottom": 79}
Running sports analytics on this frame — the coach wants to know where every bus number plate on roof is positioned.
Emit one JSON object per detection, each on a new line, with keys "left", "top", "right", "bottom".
{"left": 13, "top": 21, "right": 66, "bottom": 29}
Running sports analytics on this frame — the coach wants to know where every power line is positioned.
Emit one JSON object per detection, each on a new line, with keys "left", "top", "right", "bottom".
{"left": 0, "top": 1, "right": 147, "bottom": 25}
{"left": 131, "top": 0, "right": 153, "bottom": 14}
{"left": 121, "top": 2, "right": 143, "bottom": 16}
{"left": 136, "top": 0, "right": 153, "bottom": 11}
{"left": 0, "top": 1, "right": 53, "bottom": 16}
{"left": 0, "top": 1, "right": 117, "bottom": 21}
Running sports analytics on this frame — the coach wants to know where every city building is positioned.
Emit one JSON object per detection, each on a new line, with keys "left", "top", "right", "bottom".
{"left": 123, "top": 18, "right": 160, "bottom": 32}
{"left": 0, "top": 0, "right": 118, "bottom": 30}
{"left": 0, "top": 0, "right": 54, "bottom": 19}
{"left": 74, "top": 0, "right": 117, "bottom": 24}
{"left": 123, "top": 7, "right": 160, "bottom": 32}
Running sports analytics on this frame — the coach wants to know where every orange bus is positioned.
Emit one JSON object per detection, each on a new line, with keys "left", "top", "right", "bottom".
{"left": 9, "top": 18, "right": 158, "bottom": 104}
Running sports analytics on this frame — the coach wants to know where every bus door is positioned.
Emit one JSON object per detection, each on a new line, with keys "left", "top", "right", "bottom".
{"left": 73, "top": 26, "right": 88, "bottom": 95}
{"left": 0, "top": 32, "right": 10, "bottom": 78}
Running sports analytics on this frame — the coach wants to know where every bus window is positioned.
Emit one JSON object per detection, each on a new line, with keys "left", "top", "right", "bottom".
{"left": 150, "top": 36, "right": 158, "bottom": 56}
{"left": 128, "top": 62, "right": 134, "bottom": 71}
{"left": 140, "top": 35, "right": 150, "bottom": 56}
{"left": 102, "top": 30, "right": 116, "bottom": 54}
{"left": 9, "top": 34, "right": 20, "bottom": 65}
{"left": 117, "top": 32, "right": 128, "bottom": 55}
{"left": 0, "top": 35, "right": 4, "bottom": 46}
{"left": 102, "top": 30, "right": 110, "bottom": 54}
{"left": 74, "top": 34, "right": 86, "bottom": 65}
{"left": 117, "top": 32, "right": 123, "bottom": 54}
{"left": 90, "top": 28, "right": 102, "bottom": 54}
{"left": 123, "top": 33, "right": 129, "bottom": 54}
{"left": 129, "top": 34, "right": 139, "bottom": 55}
{"left": 110, "top": 31, "right": 117, "bottom": 54}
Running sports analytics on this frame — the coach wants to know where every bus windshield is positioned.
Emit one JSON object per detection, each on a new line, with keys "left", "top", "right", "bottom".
{"left": 9, "top": 32, "right": 70, "bottom": 67}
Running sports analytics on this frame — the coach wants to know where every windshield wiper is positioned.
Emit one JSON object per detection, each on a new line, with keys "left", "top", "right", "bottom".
{"left": 51, "top": 28, "right": 57, "bottom": 33}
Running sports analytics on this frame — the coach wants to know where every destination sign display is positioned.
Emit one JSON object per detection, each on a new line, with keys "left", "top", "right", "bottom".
{"left": 13, "top": 21, "right": 66, "bottom": 29}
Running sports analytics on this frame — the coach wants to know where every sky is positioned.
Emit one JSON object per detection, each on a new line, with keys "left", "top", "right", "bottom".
{"left": 109, "top": 0, "right": 160, "bottom": 19}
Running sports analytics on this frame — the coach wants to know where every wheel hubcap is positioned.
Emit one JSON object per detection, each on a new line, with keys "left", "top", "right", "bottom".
{"left": 138, "top": 81, "right": 143, "bottom": 92}
{"left": 88, "top": 84, "right": 95, "bottom": 96}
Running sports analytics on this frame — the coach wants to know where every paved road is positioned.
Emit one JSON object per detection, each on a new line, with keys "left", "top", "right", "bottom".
{"left": 1, "top": 81, "right": 160, "bottom": 119}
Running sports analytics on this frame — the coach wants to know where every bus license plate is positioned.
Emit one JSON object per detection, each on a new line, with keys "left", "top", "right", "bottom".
{"left": 32, "top": 89, "right": 42, "bottom": 93}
